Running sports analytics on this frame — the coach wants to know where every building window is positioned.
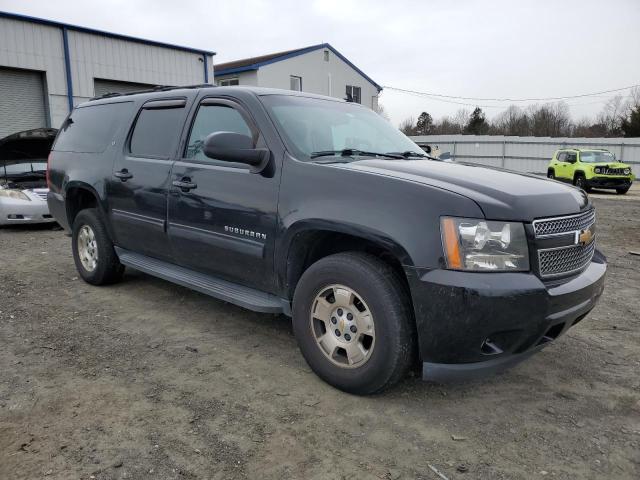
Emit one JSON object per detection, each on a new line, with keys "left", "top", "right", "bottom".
{"left": 218, "top": 78, "right": 239, "bottom": 86}
{"left": 346, "top": 85, "right": 361, "bottom": 104}
{"left": 290, "top": 75, "right": 302, "bottom": 91}
{"left": 324, "top": 50, "right": 330, "bottom": 62}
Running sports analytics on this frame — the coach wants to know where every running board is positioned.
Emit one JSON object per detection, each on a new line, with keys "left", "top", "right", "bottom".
{"left": 115, "top": 247, "right": 285, "bottom": 314}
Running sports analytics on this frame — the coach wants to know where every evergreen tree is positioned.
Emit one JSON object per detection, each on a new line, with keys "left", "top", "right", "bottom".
{"left": 415, "top": 111, "right": 434, "bottom": 135}
{"left": 464, "top": 107, "right": 489, "bottom": 135}
{"left": 621, "top": 106, "right": 640, "bottom": 137}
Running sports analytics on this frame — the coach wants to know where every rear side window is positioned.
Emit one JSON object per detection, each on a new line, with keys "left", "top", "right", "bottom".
{"left": 54, "top": 102, "right": 132, "bottom": 153}
{"left": 557, "top": 152, "right": 566, "bottom": 162}
{"left": 129, "top": 105, "right": 185, "bottom": 158}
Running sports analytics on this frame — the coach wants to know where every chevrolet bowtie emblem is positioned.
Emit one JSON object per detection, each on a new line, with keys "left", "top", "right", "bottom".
{"left": 576, "top": 227, "right": 594, "bottom": 246}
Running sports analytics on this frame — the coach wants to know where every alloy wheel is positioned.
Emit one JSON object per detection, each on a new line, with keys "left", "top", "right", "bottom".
{"left": 309, "top": 284, "right": 376, "bottom": 368}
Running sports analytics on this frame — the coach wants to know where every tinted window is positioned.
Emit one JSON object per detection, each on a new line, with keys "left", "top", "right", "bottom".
{"left": 185, "top": 104, "right": 252, "bottom": 160}
{"left": 130, "top": 107, "right": 185, "bottom": 158}
{"left": 566, "top": 152, "right": 577, "bottom": 163}
{"left": 54, "top": 102, "right": 132, "bottom": 153}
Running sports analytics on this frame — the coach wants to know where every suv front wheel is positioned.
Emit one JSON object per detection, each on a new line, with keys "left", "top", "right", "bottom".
{"left": 574, "top": 174, "right": 591, "bottom": 192}
{"left": 292, "top": 252, "right": 415, "bottom": 394}
{"left": 72, "top": 208, "right": 124, "bottom": 285}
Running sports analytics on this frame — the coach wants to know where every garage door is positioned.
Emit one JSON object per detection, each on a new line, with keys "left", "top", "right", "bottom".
{"left": 0, "top": 67, "right": 48, "bottom": 139}
{"left": 94, "top": 79, "right": 157, "bottom": 97}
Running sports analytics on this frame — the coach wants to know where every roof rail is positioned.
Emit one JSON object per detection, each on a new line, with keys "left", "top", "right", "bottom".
{"left": 89, "top": 83, "right": 216, "bottom": 101}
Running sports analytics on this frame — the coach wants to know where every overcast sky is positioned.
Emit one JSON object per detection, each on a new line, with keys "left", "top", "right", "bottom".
{"left": 2, "top": 0, "right": 639, "bottom": 126}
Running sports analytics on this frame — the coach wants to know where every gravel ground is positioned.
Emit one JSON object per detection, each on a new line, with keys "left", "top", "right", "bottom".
{"left": 1, "top": 186, "right": 639, "bottom": 480}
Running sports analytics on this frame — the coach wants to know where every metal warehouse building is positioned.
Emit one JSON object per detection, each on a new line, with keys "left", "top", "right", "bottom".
{"left": 0, "top": 11, "right": 215, "bottom": 138}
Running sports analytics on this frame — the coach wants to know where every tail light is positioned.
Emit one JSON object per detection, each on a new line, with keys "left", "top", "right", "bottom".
{"left": 46, "top": 152, "right": 52, "bottom": 189}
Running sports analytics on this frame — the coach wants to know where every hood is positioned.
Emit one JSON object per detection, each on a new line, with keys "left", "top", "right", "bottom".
{"left": 588, "top": 162, "right": 630, "bottom": 168}
{"left": 335, "top": 159, "right": 590, "bottom": 221}
{"left": 1, "top": 128, "right": 57, "bottom": 181}
{"left": 0, "top": 128, "right": 58, "bottom": 162}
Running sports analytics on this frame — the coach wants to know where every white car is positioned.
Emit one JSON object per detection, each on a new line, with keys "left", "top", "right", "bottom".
{"left": 0, "top": 128, "right": 57, "bottom": 226}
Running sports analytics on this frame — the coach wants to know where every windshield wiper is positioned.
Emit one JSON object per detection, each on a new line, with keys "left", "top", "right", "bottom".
{"left": 310, "top": 149, "right": 404, "bottom": 160}
{"left": 388, "top": 151, "right": 440, "bottom": 161}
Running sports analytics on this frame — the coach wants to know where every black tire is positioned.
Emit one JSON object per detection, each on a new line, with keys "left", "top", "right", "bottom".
{"left": 574, "top": 175, "right": 591, "bottom": 192}
{"left": 616, "top": 186, "right": 630, "bottom": 195}
{"left": 547, "top": 169, "right": 555, "bottom": 179}
{"left": 292, "top": 252, "right": 415, "bottom": 395}
{"left": 72, "top": 208, "right": 124, "bottom": 285}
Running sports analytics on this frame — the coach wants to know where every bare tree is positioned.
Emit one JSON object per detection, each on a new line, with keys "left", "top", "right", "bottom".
{"left": 399, "top": 117, "right": 416, "bottom": 135}
{"left": 527, "top": 102, "right": 572, "bottom": 137}
{"left": 597, "top": 96, "right": 624, "bottom": 136}
{"left": 492, "top": 105, "right": 530, "bottom": 136}
{"left": 374, "top": 102, "right": 390, "bottom": 121}
{"left": 452, "top": 109, "right": 470, "bottom": 133}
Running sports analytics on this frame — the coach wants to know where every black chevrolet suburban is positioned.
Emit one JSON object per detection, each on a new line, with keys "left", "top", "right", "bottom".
{"left": 47, "top": 85, "right": 606, "bottom": 394}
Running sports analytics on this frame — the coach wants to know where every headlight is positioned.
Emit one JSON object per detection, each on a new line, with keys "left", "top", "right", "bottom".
{"left": 594, "top": 167, "right": 601, "bottom": 174}
{"left": 441, "top": 217, "right": 529, "bottom": 271}
{"left": 624, "top": 168, "right": 631, "bottom": 175}
{"left": 0, "top": 189, "right": 31, "bottom": 201}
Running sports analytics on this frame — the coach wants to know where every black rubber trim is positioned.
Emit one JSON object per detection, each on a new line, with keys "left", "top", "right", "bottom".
{"left": 423, "top": 346, "right": 543, "bottom": 383}
{"left": 115, "top": 247, "right": 283, "bottom": 313}
{"left": 111, "top": 209, "right": 165, "bottom": 230}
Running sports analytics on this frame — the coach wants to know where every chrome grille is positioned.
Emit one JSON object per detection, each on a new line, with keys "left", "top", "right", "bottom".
{"left": 533, "top": 209, "right": 595, "bottom": 237}
{"left": 598, "top": 167, "right": 625, "bottom": 175}
{"left": 538, "top": 240, "right": 596, "bottom": 278}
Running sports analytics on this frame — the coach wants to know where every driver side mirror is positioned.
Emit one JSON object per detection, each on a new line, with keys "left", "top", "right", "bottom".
{"left": 203, "top": 132, "right": 269, "bottom": 171}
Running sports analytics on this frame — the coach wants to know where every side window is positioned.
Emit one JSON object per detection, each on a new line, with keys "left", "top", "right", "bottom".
{"left": 346, "top": 85, "right": 362, "bottom": 104}
{"left": 129, "top": 105, "right": 185, "bottom": 158}
{"left": 218, "top": 78, "right": 239, "bottom": 86}
{"left": 566, "top": 152, "right": 577, "bottom": 163}
{"left": 290, "top": 75, "right": 302, "bottom": 92}
{"left": 185, "top": 104, "right": 253, "bottom": 160}
{"left": 557, "top": 152, "right": 566, "bottom": 162}
{"left": 54, "top": 102, "right": 133, "bottom": 153}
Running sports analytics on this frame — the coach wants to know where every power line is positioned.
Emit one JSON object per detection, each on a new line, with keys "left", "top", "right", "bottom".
{"left": 384, "top": 84, "right": 640, "bottom": 103}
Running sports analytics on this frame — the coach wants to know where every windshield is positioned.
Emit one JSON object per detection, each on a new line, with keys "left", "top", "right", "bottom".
{"left": 1, "top": 160, "right": 47, "bottom": 178}
{"left": 261, "top": 95, "right": 424, "bottom": 161}
{"left": 580, "top": 151, "right": 615, "bottom": 163}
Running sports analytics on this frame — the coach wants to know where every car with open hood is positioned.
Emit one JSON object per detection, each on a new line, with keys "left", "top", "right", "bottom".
{"left": 0, "top": 128, "right": 57, "bottom": 225}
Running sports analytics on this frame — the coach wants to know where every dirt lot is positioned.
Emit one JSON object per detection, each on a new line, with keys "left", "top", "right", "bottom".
{"left": 1, "top": 187, "right": 639, "bottom": 480}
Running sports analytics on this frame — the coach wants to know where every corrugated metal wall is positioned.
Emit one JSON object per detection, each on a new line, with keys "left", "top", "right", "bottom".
{"left": 93, "top": 78, "right": 155, "bottom": 97}
{"left": 67, "top": 30, "right": 209, "bottom": 101}
{"left": 0, "top": 16, "right": 68, "bottom": 128}
{"left": 411, "top": 135, "right": 640, "bottom": 173}
{"left": 0, "top": 15, "right": 214, "bottom": 133}
{"left": 0, "top": 67, "right": 48, "bottom": 138}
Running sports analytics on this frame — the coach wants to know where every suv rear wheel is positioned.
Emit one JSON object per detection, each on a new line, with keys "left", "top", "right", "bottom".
{"left": 547, "top": 169, "right": 555, "bottom": 179}
{"left": 72, "top": 208, "right": 124, "bottom": 285}
{"left": 292, "top": 252, "right": 415, "bottom": 394}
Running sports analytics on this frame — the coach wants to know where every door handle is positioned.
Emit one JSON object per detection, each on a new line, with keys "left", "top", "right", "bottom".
{"left": 114, "top": 169, "right": 133, "bottom": 181}
{"left": 172, "top": 177, "right": 197, "bottom": 192}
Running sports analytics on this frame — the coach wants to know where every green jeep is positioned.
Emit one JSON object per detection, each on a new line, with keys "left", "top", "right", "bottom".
{"left": 547, "top": 148, "right": 634, "bottom": 194}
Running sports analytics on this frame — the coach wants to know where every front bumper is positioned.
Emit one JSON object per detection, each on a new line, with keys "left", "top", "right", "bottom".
{"left": 405, "top": 249, "right": 606, "bottom": 382}
{"left": 0, "top": 195, "right": 55, "bottom": 225}
{"left": 586, "top": 176, "right": 632, "bottom": 189}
